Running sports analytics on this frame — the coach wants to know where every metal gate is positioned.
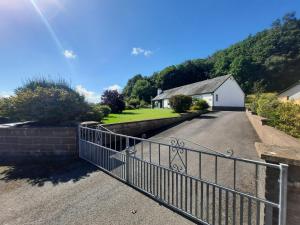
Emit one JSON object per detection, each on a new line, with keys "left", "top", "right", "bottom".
{"left": 78, "top": 125, "right": 287, "bottom": 225}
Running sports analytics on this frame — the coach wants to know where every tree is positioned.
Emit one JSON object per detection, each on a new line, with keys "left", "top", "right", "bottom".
{"left": 131, "top": 79, "right": 156, "bottom": 102}
{"left": 123, "top": 12, "right": 300, "bottom": 94}
{"left": 122, "top": 74, "right": 143, "bottom": 98}
{"left": 101, "top": 90, "right": 125, "bottom": 113}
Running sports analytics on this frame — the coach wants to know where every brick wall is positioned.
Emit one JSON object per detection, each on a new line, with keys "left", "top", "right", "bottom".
{"left": 0, "top": 127, "right": 77, "bottom": 162}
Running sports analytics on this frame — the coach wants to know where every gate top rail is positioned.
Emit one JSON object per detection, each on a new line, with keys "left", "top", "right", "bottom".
{"left": 80, "top": 125, "right": 281, "bottom": 169}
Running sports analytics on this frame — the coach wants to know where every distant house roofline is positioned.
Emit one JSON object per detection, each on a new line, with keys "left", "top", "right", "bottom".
{"left": 152, "top": 75, "right": 236, "bottom": 101}
{"left": 278, "top": 81, "right": 300, "bottom": 97}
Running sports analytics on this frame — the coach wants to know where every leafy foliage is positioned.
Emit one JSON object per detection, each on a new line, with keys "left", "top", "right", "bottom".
{"left": 97, "top": 104, "right": 111, "bottom": 116}
{"left": 127, "top": 97, "right": 140, "bottom": 109}
{"left": 257, "top": 93, "right": 280, "bottom": 121}
{"left": 123, "top": 13, "right": 300, "bottom": 100}
{"left": 249, "top": 93, "right": 300, "bottom": 138}
{"left": 81, "top": 104, "right": 104, "bottom": 122}
{"left": 101, "top": 90, "right": 125, "bottom": 113}
{"left": 191, "top": 98, "right": 209, "bottom": 111}
{"left": 131, "top": 79, "right": 156, "bottom": 102}
{"left": 1, "top": 79, "right": 89, "bottom": 125}
{"left": 275, "top": 102, "right": 300, "bottom": 138}
{"left": 169, "top": 95, "right": 192, "bottom": 113}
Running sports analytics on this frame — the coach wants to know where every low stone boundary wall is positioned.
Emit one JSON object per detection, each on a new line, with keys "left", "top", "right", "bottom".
{"left": 0, "top": 112, "right": 202, "bottom": 163}
{"left": 0, "top": 127, "right": 77, "bottom": 163}
{"left": 246, "top": 110, "right": 300, "bottom": 148}
{"left": 246, "top": 110, "right": 300, "bottom": 225}
{"left": 102, "top": 111, "right": 201, "bottom": 137}
{"left": 256, "top": 143, "right": 300, "bottom": 225}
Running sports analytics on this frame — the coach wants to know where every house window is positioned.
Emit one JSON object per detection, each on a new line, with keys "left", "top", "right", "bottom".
{"left": 216, "top": 94, "right": 218, "bottom": 102}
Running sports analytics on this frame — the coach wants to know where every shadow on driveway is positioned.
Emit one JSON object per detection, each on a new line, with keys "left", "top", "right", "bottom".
{"left": 0, "top": 159, "right": 98, "bottom": 187}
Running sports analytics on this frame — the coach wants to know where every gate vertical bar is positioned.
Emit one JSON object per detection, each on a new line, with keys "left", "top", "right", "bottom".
{"left": 125, "top": 137, "right": 130, "bottom": 184}
{"left": 78, "top": 125, "right": 81, "bottom": 157}
{"left": 278, "top": 164, "right": 288, "bottom": 225}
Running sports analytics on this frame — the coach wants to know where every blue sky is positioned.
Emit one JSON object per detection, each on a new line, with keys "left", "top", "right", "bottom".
{"left": 0, "top": 0, "right": 299, "bottom": 102}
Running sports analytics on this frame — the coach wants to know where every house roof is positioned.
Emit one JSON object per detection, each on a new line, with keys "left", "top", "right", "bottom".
{"left": 152, "top": 75, "right": 231, "bottom": 100}
{"left": 278, "top": 81, "right": 300, "bottom": 97}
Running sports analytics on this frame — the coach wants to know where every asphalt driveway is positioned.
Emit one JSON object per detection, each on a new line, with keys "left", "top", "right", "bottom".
{"left": 130, "top": 111, "right": 263, "bottom": 224}
{"left": 0, "top": 161, "right": 194, "bottom": 225}
{"left": 0, "top": 111, "right": 262, "bottom": 225}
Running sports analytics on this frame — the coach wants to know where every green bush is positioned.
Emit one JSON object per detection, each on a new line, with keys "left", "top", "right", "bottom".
{"left": 125, "top": 105, "right": 135, "bottom": 110}
{"left": 81, "top": 105, "right": 104, "bottom": 122}
{"left": 274, "top": 102, "right": 300, "bottom": 138}
{"left": 169, "top": 95, "right": 192, "bottom": 113}
{"left": 191, "top": 98, "right": 209, "bottom": 110}
{"left": 97, "top": 105, "right": 111, "bottom": 116}
{"left": 256, "top": 93, "right": 280, "bottom": 122}
{"left": 139, "top": 99, "right": 150, "bottom": 108}
{"left": 0, "top": 97, "right": 14, "bottom": 120}
{"left": 127, "top": 98, "right": 140, "bottom": 108}
{"left": 251, "top": 93, "right": 300, "bottom": 138}
{"left": 8, "top": 78, "right": 89, "bottom": 125}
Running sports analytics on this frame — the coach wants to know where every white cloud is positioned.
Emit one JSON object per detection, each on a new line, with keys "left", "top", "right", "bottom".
{"left": 0, "top": 91, "right": 13, "bottom": 98}
{"left": 105, "top": 84, "right": 122, "bottom": 92}
{"left": 75, "top": 85, "right": 100, "bottom": 103}
{"left": 63, "top": 50, "right": 77, "bottom": 59}
{"left": 131, "top": 47, "right": 153, "bottom": 57}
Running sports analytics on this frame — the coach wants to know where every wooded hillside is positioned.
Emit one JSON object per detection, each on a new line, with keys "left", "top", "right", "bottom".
{"left": 123, "top": 13, "right": 300, "bottom": 102}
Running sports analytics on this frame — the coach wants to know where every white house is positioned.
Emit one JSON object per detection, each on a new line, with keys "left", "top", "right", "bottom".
{"left": 152, "top": 75, "right": 245, "bottom": 110}
{"left": 278, "top": 81, "right": 300, "bottom": 105}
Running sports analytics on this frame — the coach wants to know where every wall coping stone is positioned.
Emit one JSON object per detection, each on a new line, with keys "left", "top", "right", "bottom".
{"left": 246, "top": 109, "right": 300, "bottom": 148}
{"left": 255, "top": 142, "right": 300, "bottom": 166}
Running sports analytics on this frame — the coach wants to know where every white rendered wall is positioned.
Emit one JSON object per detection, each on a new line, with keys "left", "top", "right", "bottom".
{"left": 192, "top": 94, "right": 213, "bottom": 106}
{"left": 163, "top": 99, "right": 170, "bottom": 108}
{"left": 213, "top": 77, "right": 245, "bottom": 107}
{"left": 281, "top": 84, "right": 300, "bottom": 100}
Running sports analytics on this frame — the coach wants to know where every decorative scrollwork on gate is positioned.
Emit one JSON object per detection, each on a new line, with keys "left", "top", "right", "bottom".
{"left": 169, "top": 138, "right": 187, "bottom": 173}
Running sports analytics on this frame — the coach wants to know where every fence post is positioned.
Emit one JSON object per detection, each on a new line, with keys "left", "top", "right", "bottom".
{"left": 78, "top": 125, "right": 81, "bottom": 158}
{"left": 278, "top": 163, "right": 288, "bottom": 225}
{"left": 125, "top": 137, "right": 130, "bottom": 184}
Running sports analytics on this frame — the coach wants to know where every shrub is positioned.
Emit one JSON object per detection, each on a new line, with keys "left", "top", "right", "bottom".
{"left": 127, "top": 98, "right": 140, "bottom": 108}
{"left": 274, "top": 102, "right": 300, "bottom": 138}
{"left": 97, "top": 105, "right": 111, "bottom": 116}
{"left": 10, "top": 78, "right": 89, "bottom": 125}
{"left": 81, "top": 105, "right": 104, "bottom": 122}
{"left": 139, "top": 99, "right": 150, "bottom": 108}
{"left": 0, "top": 97, "right": 14, "bottom": 120}
{"left": 101, "top": 90, "right": 125, "bottom": 113}
{"left": 256, "top": 93, "right": 279, "bottom": 122}
{"left": 169, "top": 95, "right": 192, "bottom": 113}
{"left": 191, "top": 98, "right": 209, "bottom": 110}
{"left": 251, "top": 93, "right": 300, "bottom": 138}
{"left": 125, "top": 105, "right": 135, "bottom": 110}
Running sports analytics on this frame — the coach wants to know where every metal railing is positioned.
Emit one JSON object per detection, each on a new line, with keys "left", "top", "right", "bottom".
{"left": 78, "top": 125, "right": 287, "bottom": 225}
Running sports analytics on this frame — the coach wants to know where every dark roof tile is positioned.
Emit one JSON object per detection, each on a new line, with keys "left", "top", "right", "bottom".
{"left": 152, "top": 75, "right": 231, "bottom": 100}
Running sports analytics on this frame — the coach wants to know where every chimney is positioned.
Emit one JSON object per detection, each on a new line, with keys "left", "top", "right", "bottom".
{"left": 157, "top": 88, "right": 162, "bottom": 95}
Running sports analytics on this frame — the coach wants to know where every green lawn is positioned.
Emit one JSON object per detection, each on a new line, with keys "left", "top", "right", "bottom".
{"left": 102, "top": 108, "right": 180, "bottom": 124}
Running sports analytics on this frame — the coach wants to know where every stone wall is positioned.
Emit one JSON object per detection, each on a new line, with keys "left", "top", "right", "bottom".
{"left": 0, "top": 127, "right": 77, "bottom": 163}
{"left": 0, "top": 112, "right": 201, "bottom": 163}
{"left": 256, "top": 143, "right": 300, "bottom": 225}
{"left": 246, "top": 110, "right": 300, "bottom": 148}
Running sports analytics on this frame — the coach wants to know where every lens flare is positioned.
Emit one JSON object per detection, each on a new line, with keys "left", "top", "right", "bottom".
{"left": 29, "top": 0, "right": 64, "bottom": 51}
